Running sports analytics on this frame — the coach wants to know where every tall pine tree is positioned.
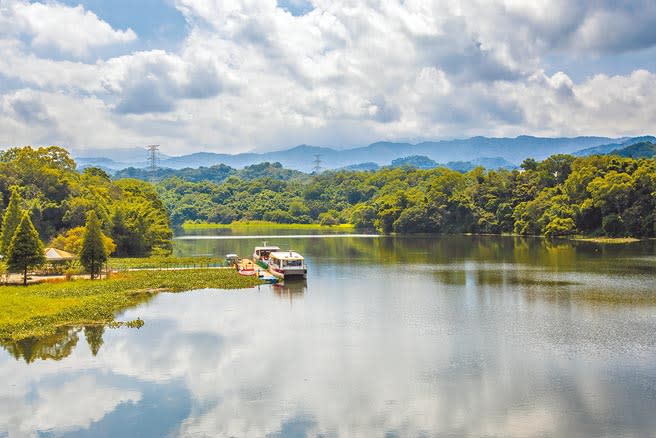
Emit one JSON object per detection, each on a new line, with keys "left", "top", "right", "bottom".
{"left": 0, "top": 189, "right": 23, "bottom": 255}
{"left": 6, "top": 213, "right": 46, "bottom": 286}
{"left": 80, "top": 211, "right": 107, "bottom": 279}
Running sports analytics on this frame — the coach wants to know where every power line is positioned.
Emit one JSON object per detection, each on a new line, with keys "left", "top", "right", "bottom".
{"left": 146, "top": 144, "right": 160, "bottom": 182}
{"left": 313, "top": 154, "right": 322, "bottom": 174}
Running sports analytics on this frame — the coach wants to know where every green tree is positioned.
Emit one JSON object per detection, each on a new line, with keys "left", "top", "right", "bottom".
{"left": 6, "top": 212, "right": 46, "bottom": 286}
{"left": 0, "top": 188, "right": 23, "bottom": 255}
{"left": 544, "top": 217, "right": 576, "bottom": 238}
{"left": 319, "top": 210, "right": 341, "bottom": 226}
{"left": 349, "top": 204, "right": 377, "bottom": 230}
{"left": 587, "top": 171, "right": 633, "bottom": 214}
{"left": 521, "top": 158, "right": 538, "bottom": 171}
{"left": 80, "top": 211, "right": 107, "bottom": 279}
{"left": 602, "top": 213, "right": 625, "bottom": 237}
{"left": 50, "top": 226, "right": 116, "bottom": 255}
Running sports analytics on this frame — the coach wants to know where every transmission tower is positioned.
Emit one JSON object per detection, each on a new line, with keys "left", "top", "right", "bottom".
{"left": 312, "top": 154, "right": 322, "bottom": 174}
{"left": 146, "top": 144, "right": 160, "bottom": 182}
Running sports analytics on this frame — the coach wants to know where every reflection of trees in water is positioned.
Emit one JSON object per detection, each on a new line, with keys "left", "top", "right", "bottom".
{"left": 1, "top": 325, "right": 106, "bottom": 363}
{"left": 2, "top": 327, "right": 80, "bottom": 363}
{"left": 176, "top": 234, "right": 656, "bottom": 275}
{"left": 84, "top": 325, "right": 105, "bottom": 356}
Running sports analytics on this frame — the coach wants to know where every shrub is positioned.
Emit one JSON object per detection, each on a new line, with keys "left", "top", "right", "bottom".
{"left": 602, "top": 214, "right": 625, "bottom": 237}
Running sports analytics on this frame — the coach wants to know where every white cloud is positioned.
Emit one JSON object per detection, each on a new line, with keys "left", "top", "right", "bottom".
{"left": 102, "top": 50, "right": 225, "bottom": 114}
{"left": 0, "top": 0, "right": 136, "bottom": 58}
{"left": 1, "top": 0, "right": 656, "bottom": 153}
{"left": 0, "top": 40, "right": 101, "bottom": 92}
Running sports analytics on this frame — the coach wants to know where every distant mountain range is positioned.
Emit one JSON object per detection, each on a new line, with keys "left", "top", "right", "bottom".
{"left": 73, "top": 135, "right": 655, "bottom": 173}
{"left": 572, "top": 136, "right": 656, "bottom": 156}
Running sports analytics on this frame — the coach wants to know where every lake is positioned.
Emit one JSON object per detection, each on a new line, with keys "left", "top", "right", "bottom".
{"left": 2, "top": 234, "right": 655, "bottom": 437}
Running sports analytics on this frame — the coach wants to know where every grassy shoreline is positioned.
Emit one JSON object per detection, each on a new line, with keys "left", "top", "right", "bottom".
{"left": 0, "top": 269, "right": 260, "bottom": 341}
{"left": 183, "top": 222, "right": 648, "bottom": 243}
{"left": 182, "top": 220, "right": 356, "bottom": 231}
{"left": 108, "top": 256, "right": 224, "bottom": 270}
{"left": 570, "top": 236, "right": 642, "bottom": 244}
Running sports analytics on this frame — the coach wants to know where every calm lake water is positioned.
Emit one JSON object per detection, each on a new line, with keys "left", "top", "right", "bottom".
{"left": 2, "top": 234, "right": 656, "bottom": 437}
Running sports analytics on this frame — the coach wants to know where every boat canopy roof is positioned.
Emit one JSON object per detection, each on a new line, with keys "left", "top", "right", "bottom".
{"left": 270, "top": 251, "right": 304, "bottom": 261}
{"left": 254, "top": 246, "right": 280, "bottom": 252}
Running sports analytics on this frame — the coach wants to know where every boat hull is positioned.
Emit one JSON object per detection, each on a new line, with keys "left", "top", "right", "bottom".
{"left": 238, "top": 269, "right": 257, "bottom": 276}
{"left": 267, "top": 266, "right": 307, "bottom": 279}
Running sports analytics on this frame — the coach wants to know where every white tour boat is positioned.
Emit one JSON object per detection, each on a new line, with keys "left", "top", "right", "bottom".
{"left": 267, "top": 250, "right": 307, "bottom": 279}
{"left": 253, "top": 245, "right": 281, "bottom": 268}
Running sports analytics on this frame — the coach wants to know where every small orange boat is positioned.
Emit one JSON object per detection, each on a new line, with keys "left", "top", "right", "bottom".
{"left": 237, "top": 259, "right": 257, "bottom": 276}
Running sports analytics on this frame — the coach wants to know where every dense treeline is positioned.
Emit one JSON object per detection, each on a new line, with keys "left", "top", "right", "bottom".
{"left": 114, "top": 161, "right": 305, "bottom": 183}
{"left": 0, "top": 146, "right": 172, "bottom": 257}
{"left": 160, "top": 154, "right": 656, "bottom": 238}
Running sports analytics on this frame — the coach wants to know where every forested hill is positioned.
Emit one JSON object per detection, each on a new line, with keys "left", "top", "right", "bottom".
{"left": 114, "top": 162, "right": 305, "bottom": 183}
{"left": 160, "top": 154, "right": 656, "bottom": 238}
{"left": 0, "top": 147, "right": 172, "bottom": 257}
{"left": 2, "top": 146, "right": 654, "bottom": 241}
{"left": 611, "top": 142, "right": 656, "bottom": 158}
{"left": 113, "top": 157, "right": 516, "bottom": 183}
{"left": 572, "top": 136, "right": 656, "bottom": 156}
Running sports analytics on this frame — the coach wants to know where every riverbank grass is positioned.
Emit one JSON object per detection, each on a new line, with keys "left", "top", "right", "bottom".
{"left": 571, "top": 237, "right": 641, "bottom": 244}
{"left": 108, "top": 255, "right": 223, "bottom": 270}
{"left": 183, "top": 220, "right": 356, "bottom": 231}
{"left": 0, "top": 269, "right": 260, "bottom": 341}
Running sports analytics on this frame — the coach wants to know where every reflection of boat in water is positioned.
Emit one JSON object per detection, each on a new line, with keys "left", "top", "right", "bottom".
{"left": 273, "top": 278, "right": 307, "bottom": 299}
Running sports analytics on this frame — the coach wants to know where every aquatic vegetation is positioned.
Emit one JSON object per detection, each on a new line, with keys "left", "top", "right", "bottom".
{"left": 0, "top": 269, "right": 260, "bottom": 341}
{"left": 108, "top": 256, "right": 224, "bottom": 270}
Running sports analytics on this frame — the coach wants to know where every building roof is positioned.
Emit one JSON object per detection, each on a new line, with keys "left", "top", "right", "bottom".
{"left": 44, "top": 247, "right": 76, "bottom": 261}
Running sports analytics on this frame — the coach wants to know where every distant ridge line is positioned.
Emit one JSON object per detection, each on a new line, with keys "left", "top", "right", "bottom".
{"left": 72, "top": 135, "right": 653, "bottom": 173}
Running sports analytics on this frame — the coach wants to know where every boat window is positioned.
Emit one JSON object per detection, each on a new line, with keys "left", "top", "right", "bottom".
{"left": 287, "top": 260, "right": 302, "bottom": 267}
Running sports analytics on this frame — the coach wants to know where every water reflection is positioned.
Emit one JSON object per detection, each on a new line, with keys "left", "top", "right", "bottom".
{"left": 174, "top": 233, "right": 656, "bottom": 276}
{"left": 84, "top": 326, "right": 105, "bottom": 357}
{"left": 2, "top": 328, "right": 81, "bottom": 363}
{"left": 1, "top": 235, "right": 655, "bottom": 436}
{"left": 273, "top": 280, "right": 307, "bottom": 301}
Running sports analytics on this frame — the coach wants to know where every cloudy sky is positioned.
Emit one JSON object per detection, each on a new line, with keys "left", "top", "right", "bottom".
{"left": 1, "top": 0, "right": 656, "bottom": 154}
